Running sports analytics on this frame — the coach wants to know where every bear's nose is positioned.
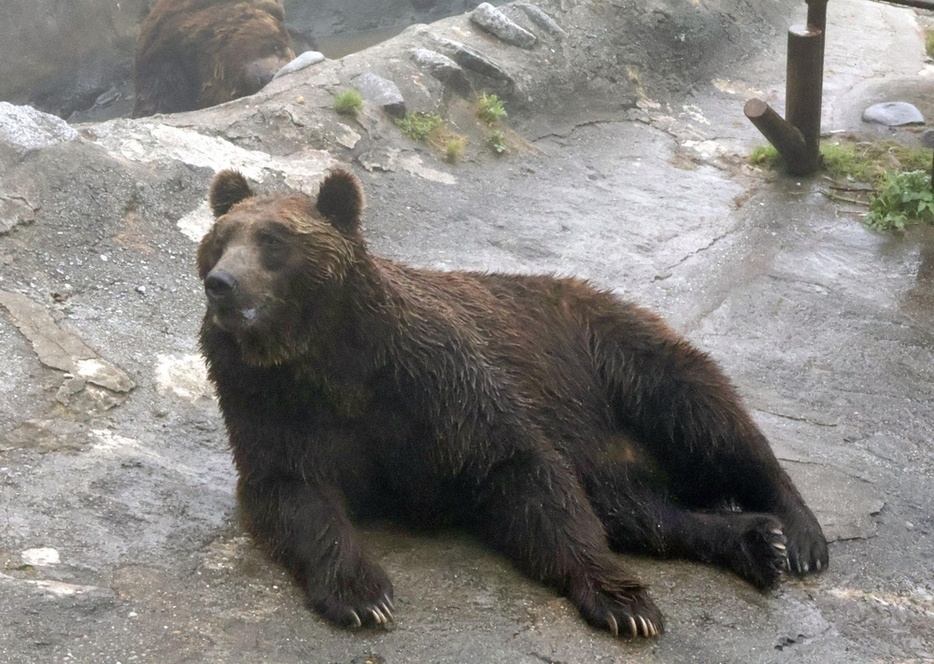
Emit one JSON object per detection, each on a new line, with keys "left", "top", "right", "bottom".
{"left": 204, "top": 270, "right": 238, "bottom": 303}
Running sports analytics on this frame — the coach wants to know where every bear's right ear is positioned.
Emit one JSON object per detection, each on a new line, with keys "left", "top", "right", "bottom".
{"left": 210, "top": 170, "right": 254, "bottom": 218}
{"left": 316, "top": 169, "right": 364, "bottom": 234}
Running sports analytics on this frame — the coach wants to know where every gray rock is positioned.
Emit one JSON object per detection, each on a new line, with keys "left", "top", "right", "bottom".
{"left": 409, "top": 48, "right": 473, "bottom": 96}
{"left": 436, "top": 38, "right": 515, "bottom": 86}
{"left": 516, "top": 3, "right": 567, "bottom": 39}
{"left": 274, "top": 51, "right": 327, "bottom": 79}
{"left": 351, "top": 71, "right": 407, "bottom": 118}
{"left": 0, "top": 102, "right": 80, "bottom": 154}
{"left": 0, "top": 289, "right": 135, "bottom": 395}
{"left": 862, "top": 101, "right": 924, "bottom": 126}
{"left": 470, "top": 2, "right": 538, "bottom": 49}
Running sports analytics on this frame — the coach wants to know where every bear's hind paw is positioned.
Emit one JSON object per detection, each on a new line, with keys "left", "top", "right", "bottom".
{"left": 314, "top": 591, "right": 395, "bottom": 630}
{"left": 730, "top": 515, "right": 789, "bottom": 590}
{"left": 571, "top": 577, "right": 664, "bottom": 639}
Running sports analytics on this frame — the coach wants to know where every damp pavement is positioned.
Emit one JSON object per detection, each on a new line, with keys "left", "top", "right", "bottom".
{"left": 1, "top": 0, "right": 933, "bottom": 662}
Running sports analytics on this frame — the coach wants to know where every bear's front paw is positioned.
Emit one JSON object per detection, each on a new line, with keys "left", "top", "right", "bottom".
{"left": 570, "top": 574, "right": 664, "bottom": 639}
{"left": 307, "top": 561, "right": 395, "bottom": 630}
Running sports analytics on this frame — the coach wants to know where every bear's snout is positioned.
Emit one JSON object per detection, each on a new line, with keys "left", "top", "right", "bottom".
{"left": 204, "top": 269, "right": 238, "bottom": 304}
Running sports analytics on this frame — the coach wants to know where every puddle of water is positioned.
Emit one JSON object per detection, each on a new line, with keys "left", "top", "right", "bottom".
{"left": 314, "top": 25, "right": 409, "bottom": 59}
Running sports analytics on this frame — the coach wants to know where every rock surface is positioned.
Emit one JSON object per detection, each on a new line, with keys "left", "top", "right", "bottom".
{"left": 0, "top": 0, "right": 933, "bottom": 662}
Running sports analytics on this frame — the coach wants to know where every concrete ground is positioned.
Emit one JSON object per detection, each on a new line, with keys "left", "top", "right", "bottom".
{"left": 1, "top": 0, "right": 932, "bottom": 662}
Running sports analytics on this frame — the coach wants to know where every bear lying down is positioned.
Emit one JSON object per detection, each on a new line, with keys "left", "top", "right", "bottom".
{"left": 197, "top": 169, "right": 828, "bottom": 638}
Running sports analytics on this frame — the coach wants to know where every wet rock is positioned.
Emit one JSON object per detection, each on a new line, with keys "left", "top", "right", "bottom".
{"left": 410, "top": 48, "right": 472, "bottom": 96}
{"left": 0, "top": 289, "right": 135, "bottom": 394}
{"left": 436, "top": 39, "right": 515, "bottom": 87}
{"left": 351, "top": 71, "right": 407, "bottom": 118}
{"left": 516, "top": 3, "right": 567, "bottom": 39}
{"left": 0, "top": 102, "right": 79, "bottom": 155}
{"left": 862, "top": 101, "right": 924, "bottom": 126}
{"left": 273, "top": 51, "right": 326, "bottom": 79}
{"left": 470, "top": 3, "right": 538, "bottom": 49}
{"left": 0, "top": 193, "right": 38, "bottom": 235}
{"left": 0, "top": 418, "right": 94, "bottom": 453}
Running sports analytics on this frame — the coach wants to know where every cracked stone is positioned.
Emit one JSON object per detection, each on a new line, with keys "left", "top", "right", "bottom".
{"left": 351, "top": 71, "right": 406, "bottom": 119}
{"left": 439, "top": 39, "right": 515, "bottom": 87}
{"left": 470, "top": 3, "right": 538, "bottom": 49}
{"left": 409, "top": 48, "right": 472, "bottom": 96}
{"left": 0, "top": 289, "right": 135, "bottom": 394}
{"left": 0, "top": 194, "right": 38, "bottom": 235}
{"left": 1, "top": 418, "right": 94, "bottom": 453}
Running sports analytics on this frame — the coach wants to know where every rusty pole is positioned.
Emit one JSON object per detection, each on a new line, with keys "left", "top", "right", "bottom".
{"left": 745, "top": 0, "right": 829, "bottom": 176}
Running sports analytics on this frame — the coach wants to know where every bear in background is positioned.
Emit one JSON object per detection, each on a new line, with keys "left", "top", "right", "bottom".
{"left": 133, "top": 0, "right": 295, "bottom": 117}
{"left": 196, "top": 168, "right": 828, "bottom": 638}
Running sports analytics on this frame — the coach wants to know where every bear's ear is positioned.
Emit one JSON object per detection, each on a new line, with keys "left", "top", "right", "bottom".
{"left": 316, "top": 169, "right": 364, "bottom": 234}
{"left": 210, "top": 170, "right": 254, "bottom": 218}
{"left": 255, "top": 0, "right": 286, "bottom": 21}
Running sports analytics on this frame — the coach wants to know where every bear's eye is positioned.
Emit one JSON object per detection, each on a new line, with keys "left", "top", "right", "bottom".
{"left": 257, "top": 230, "right": 288, "bottom": 249}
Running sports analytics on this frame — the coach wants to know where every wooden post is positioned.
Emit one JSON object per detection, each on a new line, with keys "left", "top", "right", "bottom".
{"left": 745, "top": 0, "right": 828, "bottom": 176}
{"left": 784, "top": 24, "right": 824, "bottom": 174}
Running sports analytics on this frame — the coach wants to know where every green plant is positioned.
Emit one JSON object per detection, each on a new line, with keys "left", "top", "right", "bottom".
{"left": 926, "top": 29, "right": 934, "bottom": 58}
{"left": 750, "top": 140, "right": 930, "bottom": 184}
{"left": 394, "top": 112, "right": 444, "bottom": 142}
{"left": 443, "top": 135, "right": 467, "bottom": 163}
{"left": 333, "top": 89, "right": 363, "bottom": 116}
{"left": 867, "top": 170, "right": 934, "bottom": 230}
{"left": 487, "top": 130, "right": 507, "bottom": 155}
{"left": 748, "top": 145, "right": 780, "bottom": 167}
{"left": 477, "top": 93, "right": 507, "bottom": 126}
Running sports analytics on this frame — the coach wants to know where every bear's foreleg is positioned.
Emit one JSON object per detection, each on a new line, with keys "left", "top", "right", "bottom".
{"left": 471, "top": 448, "right": 664, "bottom": 638}
{"left": 237, "top": 477, "right": 394, "bottom": 629}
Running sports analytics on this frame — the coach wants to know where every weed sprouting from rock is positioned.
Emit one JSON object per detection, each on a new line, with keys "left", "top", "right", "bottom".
{"left": 333, "top": 89, "right": 363, "bottom": 116}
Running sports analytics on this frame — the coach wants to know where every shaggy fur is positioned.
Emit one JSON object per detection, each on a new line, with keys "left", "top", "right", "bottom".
{"left": 133, "top": 0, "right": 295, "bottom": 117}
{"left": 197, "top": 169, "right": 828, "bottom": 638}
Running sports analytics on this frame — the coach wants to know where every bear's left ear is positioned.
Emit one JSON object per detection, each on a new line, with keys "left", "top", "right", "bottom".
{"left": 316, "top": 169, "right": 364, "bottom": 234}
{"left": 210, "top": 170, "right": 254, "bottom": 218}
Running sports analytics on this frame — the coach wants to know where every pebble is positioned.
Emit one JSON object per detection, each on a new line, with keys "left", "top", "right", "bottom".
{"left": 22, "top": 547, "right": 60, "bottom": 566}
{"left": 273, "top": 51, "right": 326, "bottom": 79}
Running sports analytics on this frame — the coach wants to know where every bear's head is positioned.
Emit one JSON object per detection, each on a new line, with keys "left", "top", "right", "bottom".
{"left": 197, "top": 169, "right": 366, "bottom": 365}
{"left": 198, "top": 0, "right": 296, "bottom": 107}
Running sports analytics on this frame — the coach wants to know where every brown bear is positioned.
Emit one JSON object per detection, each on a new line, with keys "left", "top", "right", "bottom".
{"left": 196, "top": 169, "right": 828, "bottom": 638}
{"left": 133, "top": 0, "right": 295, "bottom": 117}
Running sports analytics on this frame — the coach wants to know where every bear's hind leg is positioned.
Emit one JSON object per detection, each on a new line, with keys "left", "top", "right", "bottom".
{"left": 471, "top": 449, "right": 664, "bottom": 638}
{"left": 593, "top": 489, "right": 790, "bottom": 590}
{"left": 590, "top": 303, "right": 829, "bottom": 577}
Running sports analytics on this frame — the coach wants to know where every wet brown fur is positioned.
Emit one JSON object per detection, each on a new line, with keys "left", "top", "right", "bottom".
{"left": 133, "top": 0, "right": 294, "bottom": 117}
{"left": 197, "top": 169, "right": 829, "bottom": 637}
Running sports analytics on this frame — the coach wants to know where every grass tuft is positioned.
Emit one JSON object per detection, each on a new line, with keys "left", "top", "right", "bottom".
{"left": 333, "top": 89, "right": 363, "bottom": 116}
